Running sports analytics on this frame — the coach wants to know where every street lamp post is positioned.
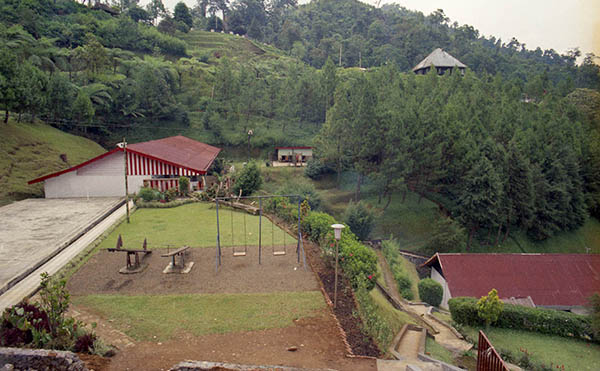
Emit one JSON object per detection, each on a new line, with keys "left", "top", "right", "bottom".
{"left": 331, "top": 223, "right": 345, "bottom": 308}
{"left": 247, "top": 129, "right": 253, "bottom": 162}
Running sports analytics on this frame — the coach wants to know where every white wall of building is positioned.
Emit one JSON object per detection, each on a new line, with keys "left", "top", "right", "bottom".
{"left": 278, "top": 148, "right": 312, "bottom": 157}
{"left": 44, "top": 152, "right": 146, "bottom": 198}
{"left": 431, "top": 267, "right": 452, "bottom": 310}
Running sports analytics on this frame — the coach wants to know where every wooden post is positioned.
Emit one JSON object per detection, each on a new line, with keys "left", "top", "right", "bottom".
{"left": 123, "top": 137, "right": 130, "bottom": 223}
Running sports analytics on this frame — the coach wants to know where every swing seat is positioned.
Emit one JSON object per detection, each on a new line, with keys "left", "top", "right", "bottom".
{"left": 233, "top": 251, "right": 247, "bottom": 257}
{"left": 273, "top": 251, "right": 286, "bottom": 256}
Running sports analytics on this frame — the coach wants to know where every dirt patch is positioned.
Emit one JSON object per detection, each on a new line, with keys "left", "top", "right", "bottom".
{"left": 104, "top": 311, "right": 375, "bottom": 371}
{"left": 303, "top": 241, "right": 381, "bottom": 358}
{"left": 67, "top": 247, "right": 317, "bottom": 295}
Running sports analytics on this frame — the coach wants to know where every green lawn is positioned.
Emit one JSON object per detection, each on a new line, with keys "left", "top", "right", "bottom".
{"left": 461, "top": 325, "right": 600, "bottom": 370}
{"left": 73, "top": 291, "right": 324, "bottom": 341}
{"left": 98, "top": 202, "right": 295, "bottom": 250}
{"left": 425, "top": 337, "right": 456, "bottom": 365}
{"left": 398, "top": 255, "right": 421, "bottom": 301}
{"left": 0, "top": 119, "right": 105, "bottom": 205}
{"left": 370, "top": 289, "right": 416, "bottom": 337}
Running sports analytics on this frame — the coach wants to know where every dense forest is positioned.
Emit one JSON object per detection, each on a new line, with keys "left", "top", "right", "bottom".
{"left": 1, "top": 0, "right": 599, "bottom": 245}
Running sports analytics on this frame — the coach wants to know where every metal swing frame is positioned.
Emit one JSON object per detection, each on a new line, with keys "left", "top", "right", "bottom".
{"left": 215, "top": 195, "right": 307, "bottom": 273}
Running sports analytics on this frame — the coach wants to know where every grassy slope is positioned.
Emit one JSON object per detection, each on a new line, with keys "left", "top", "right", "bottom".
{"left": 461, "top": 325, "right": 600, "bottom": 370}
{"left": 73, "top": 291, "right": 324, "bottom": 341}
{"left": 97, "top": 202, "right": 295, "bottom": 250}
{"left": 0, "top": 118, "right": 106, "bottom": 205}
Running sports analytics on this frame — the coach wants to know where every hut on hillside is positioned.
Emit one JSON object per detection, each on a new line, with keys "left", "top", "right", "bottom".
{"left": 412, "top": 48, "right": 467, "bottom": 75}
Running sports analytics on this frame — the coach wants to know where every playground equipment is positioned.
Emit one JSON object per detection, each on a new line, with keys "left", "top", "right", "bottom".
{"left": 107, "top": 234, "right": 152, "bottom": 273}
{"left": 215, "top": 195, "right": 307, "bottom": 272}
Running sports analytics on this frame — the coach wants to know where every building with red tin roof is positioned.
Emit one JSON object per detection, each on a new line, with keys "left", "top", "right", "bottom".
{"left": 28, "top": 136, "right": 220, "bottom": 198}
{"left": 422, "top": 253, "right": 600, "bottom": 313}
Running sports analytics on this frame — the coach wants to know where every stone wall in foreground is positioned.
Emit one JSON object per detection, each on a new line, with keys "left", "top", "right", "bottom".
{"left": 0, "top": 347, "right": 87, "bottom": 371}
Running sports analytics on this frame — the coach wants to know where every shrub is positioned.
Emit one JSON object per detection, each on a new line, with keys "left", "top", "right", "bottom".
{"left": 343, "top": 201, "right": 375, "bottom": 241}
{"left": 304, "top": 158, "right": 333, "bottom": 180}
{"left": 178, "top": 176, "right": 190, "bottom": 196}
{"left": 477, "top": 289, "right": 504, "bottom": 327}
{"left": 418, "top": 278, "right": 443, "bottom": 307}
{"left": 164, "top": 188, "right": 178, "bottom": 202}
{"left": 590, "top": 293, "right": 600, "bottom": 339}
{"left": 395, "top": 273, "right": 414, "bottom": 300}
{"left": 277, "top": 181, "right": 322, "bottom": 210}
{"left": 233, "top": 161, "right": 262, "bottom": 196}
{"left": 138, "top": 187, "right": 156, "bottom": 202}
{"left": 300, "top": 211, "right": 336, "bottom": 243}
{"left": 448, "top": 296, "right": 595, "bottom": 341}
{"left": 337, "top": 234, "right": 379, "bottom": 291}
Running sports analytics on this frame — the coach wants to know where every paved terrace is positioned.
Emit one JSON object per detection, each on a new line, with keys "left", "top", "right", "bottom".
{"left": 0, "top": 197, "right": 123, "bottom": 295}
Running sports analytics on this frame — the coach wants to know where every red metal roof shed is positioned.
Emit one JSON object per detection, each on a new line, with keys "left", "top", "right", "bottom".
{"left": 423, "top": 253, "right": 600, "bottom": 307}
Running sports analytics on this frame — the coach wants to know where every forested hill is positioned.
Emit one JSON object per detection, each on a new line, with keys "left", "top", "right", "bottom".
{"left": 274, "top": 0, "right": 600, "bottom": 89}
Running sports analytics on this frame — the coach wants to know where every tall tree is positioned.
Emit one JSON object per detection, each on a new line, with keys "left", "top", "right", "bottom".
{"left": 174, "top": 2, "right": 194, "bottom": 29}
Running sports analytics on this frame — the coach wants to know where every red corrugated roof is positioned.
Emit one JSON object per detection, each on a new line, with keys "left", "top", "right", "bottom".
{"left": 127, "top": 136, "right": 220, "bottom": 173}
{"left": 423, "top": 253, "right": 600, "bottom": 307}
{"left": 29, "top": 136, "right": 220, "bottom": 184}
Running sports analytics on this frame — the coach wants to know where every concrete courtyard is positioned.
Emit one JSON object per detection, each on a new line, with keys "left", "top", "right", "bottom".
{"left": 0, "top": 197, "right": 123, "bottom": 294}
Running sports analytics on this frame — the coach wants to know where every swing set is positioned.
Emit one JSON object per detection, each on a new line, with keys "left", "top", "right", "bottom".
{"left": 214, "top": 195, "right": 307, "bottom": 272}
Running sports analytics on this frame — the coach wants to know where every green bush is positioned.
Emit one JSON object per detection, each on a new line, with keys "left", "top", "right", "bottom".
{"left": 448, "top": 297, "right": 596, "bottom": 341}
{"left": 300, "top": 211, "right": 336, "bottom": 243}
{"left": 138, "top": 187, "right": 157, "bottom": 202}
{"left": 394, "top": 272, "right": 414, "bottom": 300}
{"left": 277, "top": 181, "right": 322, "bottom": 211}
{"left": 164, "top": 188, "right": 178, "bottom": 202}
{"left": 343, "top": 201, "right": 375, "bottom": 241}
{"left": 477, "top": 289, "right": 504, "bottom": 327}
{"left": 233, "top": 161, "right": 262, "bottom": 196}
{"left": 178, "top": 176, "right": 190, "bottom": 196}
{"left": 337, "top": 234, "right": 379, "bottom": 291}
{"left": 304, "top": 158, "right": 333, "bottom": 180}
{"left": 418, "top": 278, "right": 443, "bottom": 307}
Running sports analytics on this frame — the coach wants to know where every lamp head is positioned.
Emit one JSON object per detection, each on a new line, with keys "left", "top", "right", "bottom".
{"left": 331, "top": 224, "right": 345, "bottom": 240}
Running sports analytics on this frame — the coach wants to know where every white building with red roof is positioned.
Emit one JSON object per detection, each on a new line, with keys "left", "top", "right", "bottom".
{"left": 422, "top": 253, "right": 600, "bottom": 313}
{"left": 28, "top": 136, "right": 221, "bottom": 198}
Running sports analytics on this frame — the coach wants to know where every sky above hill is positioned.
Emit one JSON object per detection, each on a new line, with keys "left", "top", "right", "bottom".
{"left": 145, "top": 0, "right": 600, "bottom": 63}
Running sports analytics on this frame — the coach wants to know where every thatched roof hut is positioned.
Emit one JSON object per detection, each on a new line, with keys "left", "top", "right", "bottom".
{"left": 412, "top": 48, "right": 467, "bottom": 75}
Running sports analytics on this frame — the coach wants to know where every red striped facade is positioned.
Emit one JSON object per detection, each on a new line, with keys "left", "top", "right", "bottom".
{"left": 127, "top": 151, "right": 204, "bottom": 192}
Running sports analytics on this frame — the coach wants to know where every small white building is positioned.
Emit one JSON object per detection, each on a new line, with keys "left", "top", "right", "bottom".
{"left": 275, "top": 146, "right": 313, "bottom": 164}
{"left": 29, "top": 136, "right": 221, "bottom": 198}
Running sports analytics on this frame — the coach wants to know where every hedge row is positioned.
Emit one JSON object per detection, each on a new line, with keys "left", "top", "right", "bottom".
{"left": 448, "top": 297, "right": 596, "bottom": 341}
{"left": 266, "top": 199, "right": 379, "bottom": 291}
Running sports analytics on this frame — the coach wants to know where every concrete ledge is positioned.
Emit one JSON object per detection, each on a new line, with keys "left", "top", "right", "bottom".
{"left": 0, "top": 347, "right": 87, "bottom": 371}
{"left": 417, "top": 353, "right": 464, "bottom": 371}
{"left": 169, "top": 360, "right": 335, "bottom": 371}
{"left": 0, "top": 198, "right": 125, "bottom": 296}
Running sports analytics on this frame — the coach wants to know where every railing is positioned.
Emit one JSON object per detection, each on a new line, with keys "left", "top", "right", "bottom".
{"left": 477, "top": 330, "right": 509, "bottom": 371}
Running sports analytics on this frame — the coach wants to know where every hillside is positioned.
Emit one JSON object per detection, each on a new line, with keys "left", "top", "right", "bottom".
{"left": 0, "top": 118, "right": 106, "bottom": 205}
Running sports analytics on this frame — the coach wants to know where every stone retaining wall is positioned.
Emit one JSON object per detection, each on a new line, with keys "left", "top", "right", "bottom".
{"left": 0, "top": 347, "right": 87, "bottom": 371}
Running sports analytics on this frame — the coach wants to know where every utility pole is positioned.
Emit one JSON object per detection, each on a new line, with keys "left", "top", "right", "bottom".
{"left": 339, "top": 44, "right": 342, "bottom": 67}
{"left": 123, "top": 137, "right": 130, "bottom": 223}
{"left": 359, "top": 51, "right": 362, "bottom": 68}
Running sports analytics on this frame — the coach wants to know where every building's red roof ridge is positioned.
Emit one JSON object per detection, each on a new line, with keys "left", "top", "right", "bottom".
{"left": 28, "top": 136, "right": 220, "bottom": 185}
{"left": 423, "top": 253, "right": 600, "bottom": 307}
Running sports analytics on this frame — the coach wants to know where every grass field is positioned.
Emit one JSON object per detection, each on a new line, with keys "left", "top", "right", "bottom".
{"left": 425, "top": 337, "right": 455, "bottom": 365}
{"left": 460, "top": 325, "right": 600, "bottom": 370}
{"left": 0, "top": 119, "right": 105, "bottom": 205}
{"left": 369, "top": 288, "right": 416, "bottom": 350}
{"left": 97, "top": 202, "right": 295, "bottom": 250}
{"left": 73, "top": 291, "right": 324, "bottom": 341}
